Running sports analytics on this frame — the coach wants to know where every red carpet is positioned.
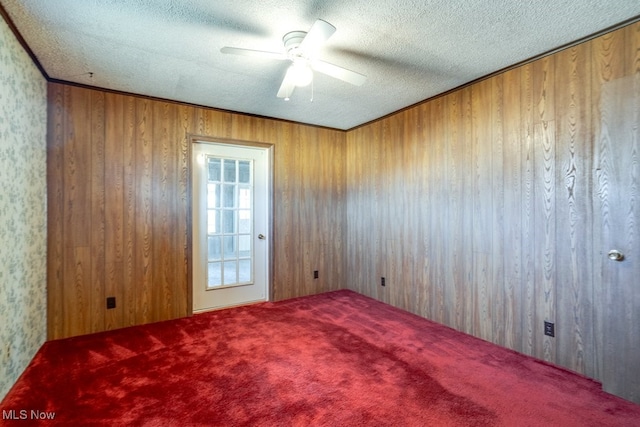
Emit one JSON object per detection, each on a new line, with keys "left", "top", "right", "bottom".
{"left": 2, "top": 290, "right": 639, "bottom": 426}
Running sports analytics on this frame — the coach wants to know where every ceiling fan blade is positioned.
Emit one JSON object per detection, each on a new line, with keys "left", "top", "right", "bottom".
{"left": 311, "top": 60, "right": 367, "bottom": 86}
{"left": 277, "top": 68, "right": 296, "bottom": 99}
{"left": 220, "top": 47, "right": 287, "bottom": 61}
{"left": 299, "top": 19, "right": 336, "bottom": 54}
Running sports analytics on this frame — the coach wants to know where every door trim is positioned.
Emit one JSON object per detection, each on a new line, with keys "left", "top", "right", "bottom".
{"left": 187, "top": 134, "right": 274, "bottom": 315}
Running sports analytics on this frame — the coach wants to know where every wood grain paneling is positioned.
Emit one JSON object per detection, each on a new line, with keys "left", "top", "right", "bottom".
{"left": 502, "top": 66, "right": 523, "bottom": 352}
{"left": 519, "top": 62, "right": 536, "bottom": 357}
{"left": 133, "top": 97, "right": 153, "bottom": 325}
{"left": 591, "top": 25, "right": 628, "bottom": 390}
{"left": 532, "top": 55, "right": 556, "bottom": 363}
{"left": 459, "top": 87, "right": 475, "bottom": 337}
{"left": 47, "top": 85, "right": 346, "bottom": 339}
{"left": 122, "top": 95, "right": 136, "bottom": 327}
{"left": 554, "top": 42, "right": 594, "bottom": 378}
{"left": 62, "top": 87, "right": 93, "bottom": 338}
{"left": 471, "top": 78, "right": 493, "bottom": 342}
{"left": 534, "top": 118, "right": 556, "bottom": 362}
{"left": 593, "top": 24, "right": 640, "bottom": 403}
{"left": 90, "top": 90, "right": 106, "bottom": 334}
{"left": 345, "top": 21, "right": 640, "bottom": 403}
{"left": 429, "top": 98, "right": 446, "bottom": 325}
{"left": 490, "top": 74, "right": 505, "bottom": 348}
{"left": 104, "top": 92, "right": 124, "bottom": 331}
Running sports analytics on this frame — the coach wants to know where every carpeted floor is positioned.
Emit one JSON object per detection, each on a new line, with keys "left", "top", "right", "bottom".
{"left": 2, "top": 290, "right": 639, "bottom": 426}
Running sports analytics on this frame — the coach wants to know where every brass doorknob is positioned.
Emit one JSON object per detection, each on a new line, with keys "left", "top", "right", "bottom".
{"left": 608, "top": 250, "right": 624, "bottom": 261}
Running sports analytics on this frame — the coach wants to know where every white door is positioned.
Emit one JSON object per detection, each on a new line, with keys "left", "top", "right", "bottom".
{"left": 192, "top": 142, "right": 270, "bottom": 312}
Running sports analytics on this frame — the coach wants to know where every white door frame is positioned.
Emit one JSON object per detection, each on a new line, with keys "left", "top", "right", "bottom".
{"left": 188, "top": 136, "right": 274, "bottom": 314}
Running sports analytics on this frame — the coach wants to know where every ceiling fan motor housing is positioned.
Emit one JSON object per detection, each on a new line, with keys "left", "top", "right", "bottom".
{"left": 283, "top": 31, "right": 307, "bottom": 57}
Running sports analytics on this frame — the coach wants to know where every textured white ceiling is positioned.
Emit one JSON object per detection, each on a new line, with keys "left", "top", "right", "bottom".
{"left": 2, "top": 1, "right": 639, "bottom": 130}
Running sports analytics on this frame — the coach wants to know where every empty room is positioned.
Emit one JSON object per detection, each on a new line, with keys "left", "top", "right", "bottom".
{"left": 1, "top": 1, "right": 639, "bottom": 425}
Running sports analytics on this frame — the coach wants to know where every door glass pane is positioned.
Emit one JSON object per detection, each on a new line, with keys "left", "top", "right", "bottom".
{"left": 204, "top": 154, "right": 254, "bottom": 289}
{"left": 208, "top": 158, "right": 221, "bottom": 181}
{"left": 223, "top": 235, "right": 236, "bottom": 259}
{"left": 239, "top": 259, "right": 251, "bottom": 282}
{"left": 207, "top": 210, "right": 220, "bottom": 234}
{"left": 207, "top": 183, "right": 220, "bottom": 208}
{"left": 223, "top": 185, "right": 235, "bottom": 208}
{"left": 208, "top": 262, "right": 222, "bottom": 287}
{"left": 239, "top": 235, "right": 251, "bottom": 258}
{"left": 238, "top": 161, "right": 250, "bottom": 183}
{"left": 222, "top": 210, "right": 235, "bottom": 233}
{"left": 223, "top": 261, "right": 237, "bottom": 285}
{"left": 239, "top": 210, "right": 251, "bottom": 233}
{"left": 239, "top": 187, "right": 250, "bottom": 209}
{"left": 223, "top": 160, "right": 237, "bottom": 182}
{"left": 208, "top": 236, "right": 221, "bottom": 261}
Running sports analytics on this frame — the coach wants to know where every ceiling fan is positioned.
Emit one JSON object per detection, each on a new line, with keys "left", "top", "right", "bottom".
{"left": 221, "top": 19, "right": 366, "bottom": 100}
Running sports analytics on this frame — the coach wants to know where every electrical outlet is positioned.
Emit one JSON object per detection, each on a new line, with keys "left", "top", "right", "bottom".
{"left": 106, "top": 297, "right": 116, "bottom": 309}
{"left": 381, "top": 277, "right": 386, "bottom": 287}
{"left": 544, "top": 321, "right": 555, "bottom": 337}
{"left": 313, "top": 270, "right": 319, "bottom": 279}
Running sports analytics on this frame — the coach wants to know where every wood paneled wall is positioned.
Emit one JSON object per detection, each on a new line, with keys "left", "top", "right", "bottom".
{"left": 47, "top": 83, "right": 346, "bottom": 339}
{"left": 47, "top": 20, "right": 639, "bottom": 402}
{"left": 346, "top": 21, "right": 640, "bottom": 400}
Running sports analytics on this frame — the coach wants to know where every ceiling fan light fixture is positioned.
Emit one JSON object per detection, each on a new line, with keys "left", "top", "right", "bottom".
{"left": 222, "top": 19, "right": 365, "bottom": 100}
{"left": 288, "top": 61, "right": 313, "bottom": 87}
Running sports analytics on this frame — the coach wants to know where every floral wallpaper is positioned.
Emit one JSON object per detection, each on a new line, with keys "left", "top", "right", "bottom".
{"left": 0, "top": 16, "right": 47, "bottom": 401}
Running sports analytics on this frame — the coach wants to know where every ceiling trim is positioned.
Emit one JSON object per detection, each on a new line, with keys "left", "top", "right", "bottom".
{"left": 0, "top": 3, "right": 48, "bottom": 79}
{"left": 47, "top": 77, "right": 346, "bottom": 132}
{"left": 347, "top": 13, "right": 640, "bottom": 132}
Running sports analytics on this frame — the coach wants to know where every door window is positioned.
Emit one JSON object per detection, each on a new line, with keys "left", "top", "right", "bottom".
{"left": 205, "top": 157, "right": 253, "bottom": 287}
